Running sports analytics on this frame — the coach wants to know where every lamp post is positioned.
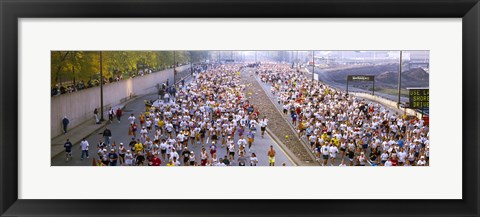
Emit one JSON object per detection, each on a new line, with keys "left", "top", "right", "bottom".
{"left": 397, "top": 50, "right": 403, "bottom": 108}
{"left": 99, "top": 51, "right": 104, "bottom": 122}
{"left": 173, "top": 51, "right": 176, "bottom": 84}
{"left": 312, "top": 50, "right": 315, "bottom": 80}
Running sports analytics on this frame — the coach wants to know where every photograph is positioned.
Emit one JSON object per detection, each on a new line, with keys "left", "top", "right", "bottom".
{"left": 51, "top": 50, "right": 430, "bottom": 167}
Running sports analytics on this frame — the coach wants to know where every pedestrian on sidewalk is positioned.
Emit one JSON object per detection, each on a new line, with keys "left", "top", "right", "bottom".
{"left": 103, "top": 127, "right": 112, "bottom": 146}
{"left": 159, "top": 88, "right": 165, "bottom": 101}
{"left": 94, "top": 108, "right": 100, "bottom": 124}
{"left": 164, "top": 92, "right": 170, "bottom": 103}
{"left": 116, "top": 107, "right": 122, "bottom": 123}
{"left": 64, "top": 139, "right": 73, "bottom": 161}
{"left": 108, "top": 107, "right": 114, "bottom": 123}
{"left": 170, "top": 86, "right": 177, "bottom": 102}
{"left": 80, "top": 138, "right": 89, "bottom": 160}
{"left": 62, "top": 116, "right": 69, "bottom": 134}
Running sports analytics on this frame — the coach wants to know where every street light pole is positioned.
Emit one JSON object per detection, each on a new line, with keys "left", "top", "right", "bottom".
{"left": 99, "top": 51, "right": 104, "bottom": 121}
{"left": 173, "top": 51, "right": 176, "bottom": 85}
{"left": 312, "top": 50, "right": 315, "bottom": 80}
{"left": 397, "top": 50, "right": 403, "bottom": 108}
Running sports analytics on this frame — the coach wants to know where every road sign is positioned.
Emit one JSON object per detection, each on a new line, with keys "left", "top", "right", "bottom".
{"left": 346, "top": 75, "right": 375, "bottom": 95}
{"left": 347, "top": 75, "right": 374, "bottom": 81}
{"left": 408, "top": 88, "right": 429, "bottom": 109}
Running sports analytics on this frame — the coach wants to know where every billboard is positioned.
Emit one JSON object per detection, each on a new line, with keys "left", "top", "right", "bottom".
{"left": 408, "top": 88, "right": 429, "bottom": 109}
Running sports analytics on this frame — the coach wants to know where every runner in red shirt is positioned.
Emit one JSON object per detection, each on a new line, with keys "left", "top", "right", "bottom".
{"left": 149, "top": 153, "right": 162, "bottom": 166}
{"left": 391, "top": 156, "right": 398, "bottom": 166}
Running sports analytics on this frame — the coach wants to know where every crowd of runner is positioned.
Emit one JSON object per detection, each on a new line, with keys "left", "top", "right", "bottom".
{"left": 66, "top": 64, "right": 280, "bottom": 166}
{"left": 256, "top": 63, "right": 429, "bottom": 166}
{"left": 63, "top": 62, "right": 429, "bottom": 166}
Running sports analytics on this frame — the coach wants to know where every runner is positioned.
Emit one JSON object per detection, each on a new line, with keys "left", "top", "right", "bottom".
{"left": 200, "top": 147, "right": 208, "bottom": 166}
{"left": 259, "top": 116, "right": 268, "bottom": 138}
{"left": 238, "top": 151, "right": 247, "bottom": 166}
{"left": 64, "top": 139, "right": 73, "bottom": 161}
{"left": 182, "top": 147, "right": 191, "bottom": 166}
{"left": 125, "top": 150, "right": 134, "bottom": 166}
{"left": 118, "top": 143, "right": 126, "bottom": 165}
{"left": 246, "top": 130, "right": 255, "bottom": 151}
{"left": 250, "top": 153, "right": 259, "bottom": 166}
{"left": 268, "top": 145, "right": 276, "bottom": 166}
{"left": 329, "top": 143, "right": 339, "bottom": 166}
{"left": 257, "top": 63, "right": 429, "bottom": 167}
{"left": 108, "top": 149, "right": 118, "bottom": 166}
{"left": 149, "top": 153, "right": 162, "bottom": 166}
{"left": 79, "top": 138, "right": 89, "bottom": 160}
{"left": 320, "top": 143, "right": 329, "bottom": 166}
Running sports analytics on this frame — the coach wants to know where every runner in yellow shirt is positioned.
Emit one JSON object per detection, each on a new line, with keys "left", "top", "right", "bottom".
{"left": 134, "top": 140, "right": 143, "bottom": 153}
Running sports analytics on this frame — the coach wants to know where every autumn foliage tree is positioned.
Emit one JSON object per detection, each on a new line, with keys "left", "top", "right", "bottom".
{"left": 51, "top": 51, "right": 196, "bottom": 87}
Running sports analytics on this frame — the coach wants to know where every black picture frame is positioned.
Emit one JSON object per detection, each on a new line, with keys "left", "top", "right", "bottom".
{"left": 1, "top": 0, "right": 478, "bottom": 216}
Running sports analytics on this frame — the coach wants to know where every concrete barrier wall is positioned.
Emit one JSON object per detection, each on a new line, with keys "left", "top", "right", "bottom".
{"left": 51, "top": 66, "right": 188, "bottom": 138}
{"left": 350, "top": 92, "right": 422, "bottom": 119}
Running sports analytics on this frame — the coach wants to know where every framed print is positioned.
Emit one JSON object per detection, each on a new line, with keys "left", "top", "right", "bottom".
{"left": 1, "top": 0, "right": 479, "bottom": 216}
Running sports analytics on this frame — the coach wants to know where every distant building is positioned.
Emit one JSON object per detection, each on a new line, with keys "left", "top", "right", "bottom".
{"left": 407, "top": 51, "right": 429, "bottom": 71}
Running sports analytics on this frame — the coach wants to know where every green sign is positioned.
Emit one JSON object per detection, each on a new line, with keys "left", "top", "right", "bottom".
{"left": 409, "top": 89, "right": 429, "bottom": 109}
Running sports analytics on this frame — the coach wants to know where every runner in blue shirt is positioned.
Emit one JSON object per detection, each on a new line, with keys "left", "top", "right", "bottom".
{"left": 64, "top": 139, "right": 73, "bottom": 161}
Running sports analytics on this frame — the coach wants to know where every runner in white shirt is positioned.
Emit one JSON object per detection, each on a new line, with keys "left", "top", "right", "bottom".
{"left": 250, "top": 153, "right": 259, "bottom": 166}
{"left": 329, "top": 144, "right": 339, "bottom": 166}
{"left": 124, "top": 150, "right": 134, "bottom": 166}
{"left": 237, "top": 136, "right": 247, "bottom": 150}
{"left": 128, "top": 114, "right": 136, "bottom": 125}
{"left": 320, "top": 144, "right": 330, "bottom": 166}
{"left": 80, "top": 138, "right": 89, "bottom": 160}
{"left": 228, "top": 142, "right": 236, "bottom": 162}
{"left": 380, "top": 150, "right": 389, "bottom": 165}
{"left": 169, "top": 147, "right": 179, "bottom": 161}
{"left": 417, "top": 156, "right": 427, "bottom": 166}
{"left": 188, "top": 151, "right": 196, "bottom": 166}
{"left": 384, "top": 158, "right": 393, "bottom": 166}
{"left": 260, "top": 116, "right": 268, "bottom": 138}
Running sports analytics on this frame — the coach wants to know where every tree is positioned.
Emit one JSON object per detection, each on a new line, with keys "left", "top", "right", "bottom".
{"left": 51, "top": 50, "right": 207, "bottom": 87}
